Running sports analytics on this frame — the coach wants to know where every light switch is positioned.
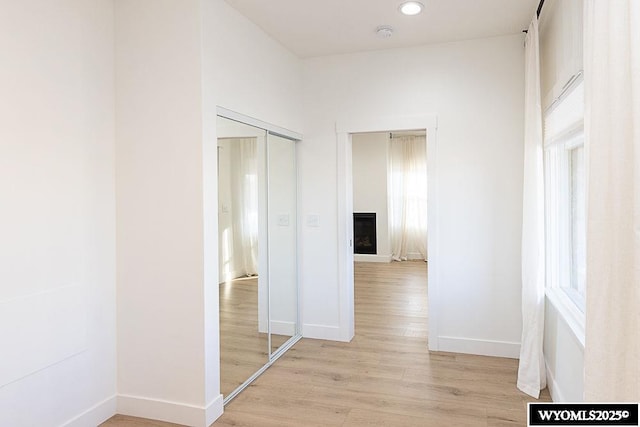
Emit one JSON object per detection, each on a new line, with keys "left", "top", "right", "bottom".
{"left": 307, "top": 214, "right": 320, "bottom": 228}
{"left": 278, "top": 214, "right": 289, "bottom": 226}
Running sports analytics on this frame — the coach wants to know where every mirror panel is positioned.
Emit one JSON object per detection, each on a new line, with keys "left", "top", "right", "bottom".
{"left": 217, "top": 109, "right": 301, "bottom": 404}
{"left": 267, "top": 133, "right": 298, "bottom": 355}
{"left": 217, "top": 116, "right": 269, "bottom": 397}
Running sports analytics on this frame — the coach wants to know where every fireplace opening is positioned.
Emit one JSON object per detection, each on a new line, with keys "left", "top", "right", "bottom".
{"left": 353, "top": 212, "right": 377, "bottom": 255}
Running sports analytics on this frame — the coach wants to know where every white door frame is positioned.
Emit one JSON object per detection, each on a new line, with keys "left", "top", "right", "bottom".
{"left": 336, "top": 115, "right": 440, "bottom": 350}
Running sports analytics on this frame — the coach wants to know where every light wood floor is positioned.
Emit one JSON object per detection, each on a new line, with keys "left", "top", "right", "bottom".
{"left": 103, "top": 261, "right": 550, "bottom": 427}
{"left": 218, "top": 276, "right": 289, "bottom": 397}
{"left": 214, "top": 261, "right": 550, "bottom": 426}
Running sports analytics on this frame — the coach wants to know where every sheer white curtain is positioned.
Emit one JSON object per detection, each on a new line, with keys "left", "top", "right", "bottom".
{"left": 231, "top": 138, "right": 259, "bottom": 276}
{"left": 584, "top": 0, "right": 640, "bottom": 401}
{"left": 517, "top": 15, "right": 546, "bottom": 399}
{"left": 388, "top": 135, "right": 427, "bottom": 261}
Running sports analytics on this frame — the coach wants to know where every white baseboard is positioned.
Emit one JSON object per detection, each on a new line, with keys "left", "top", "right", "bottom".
{"left": 545, "top": 361, "right": 566, "bottom": 402}
{"left": 205, "top": 395, "right": 224, "bottom": 427}
{"left": 62, "top": 395, "right": 117, "bottom": 427}
{"left": 302, "top": 323, "right": 346, "bottom": 341}
{"left": 437, "top": 336, "right": 521, "bottom": 359}
{"left": 117, "top": 394, "right": 223, "bottom": 427}
{"left": 270, "top": 320, "right": 296, "bottom": 336}
{"left": 406, "top": 252, "right": 425, "bottom": 261}
{"left": 353, "top": 254, "right": 391, "bottom": 263}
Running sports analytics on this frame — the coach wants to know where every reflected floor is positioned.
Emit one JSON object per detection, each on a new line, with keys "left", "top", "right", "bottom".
{"left": 219, "top": 277, "right": 289, "bottom": 397}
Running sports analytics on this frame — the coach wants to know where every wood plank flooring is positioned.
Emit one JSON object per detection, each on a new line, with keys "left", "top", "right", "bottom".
{"left": 219, "top": 276, "right": 289, "bottom": 397}
{"left": 214, "top": 261, "right": 550, "bottom": 426}
{"left": 103, "top": 261, "right": 550, "bottom": 427}
{"left": 219, "top": 276, "right": 268, "bottom": 396}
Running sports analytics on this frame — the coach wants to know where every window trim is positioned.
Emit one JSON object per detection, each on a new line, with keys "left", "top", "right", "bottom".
{"left": 543, "top": 77, "right": 586, "bottom": 346}
{"left": 545, "top": 133, "right": 586, "bottom": 314}
{"left": 546, "top": 288, "right": 586, "bottom": 347}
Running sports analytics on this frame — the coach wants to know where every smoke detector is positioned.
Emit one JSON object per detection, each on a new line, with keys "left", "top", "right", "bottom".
{"left": 376, "top": 25, "right": 394, "bottom": 38}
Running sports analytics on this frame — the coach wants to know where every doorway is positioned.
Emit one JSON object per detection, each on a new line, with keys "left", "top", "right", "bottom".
{"left": 351, "top": 130, "right": 429, "bottom": 341}
{"left": 335, "top": 115, "right": 439, "bottom": 349}
{"left": 352, "top": 131, "right": 427, "bottom": 263}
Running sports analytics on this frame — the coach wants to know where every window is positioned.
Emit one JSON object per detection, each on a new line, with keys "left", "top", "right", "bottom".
{"left": 569, "top": 144, "right": 586, "bottom": 300}
{"left": 388, "top": 134, "right": 428, "bottom": 261}
{"left": 544, "top": 77, "right": 586, "bottom": 331}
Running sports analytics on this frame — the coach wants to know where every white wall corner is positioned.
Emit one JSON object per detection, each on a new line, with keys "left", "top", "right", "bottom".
{"left": 437, "top": 336, "right": 521, "bottom": 359}
{"left": 117, "top": 394, "right": 223, "bottom": 427}
{"left": 61, "top": 395, "right": 117, "bottom": 427}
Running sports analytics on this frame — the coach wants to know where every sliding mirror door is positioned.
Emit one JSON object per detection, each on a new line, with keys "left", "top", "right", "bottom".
{"left": 267, "top": 133, "right": 298, "bottom": 355}
{"left": 217, "top": 116, "right": 269, "bottom": 398}
{"left": 217, "top": 109, "right": 302, "bottom": 404}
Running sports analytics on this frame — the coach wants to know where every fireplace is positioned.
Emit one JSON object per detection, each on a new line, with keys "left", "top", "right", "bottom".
{"left": 353, "top": 212, "right": 377, "bottom": 255}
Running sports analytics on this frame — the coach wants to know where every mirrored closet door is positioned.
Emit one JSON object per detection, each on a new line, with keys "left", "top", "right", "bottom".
{"left": 217, "top": 116, "right": 269, "bottom": 399}
{"left": 267, "top": 133, "right": 298, "bottom": 356}
{"left": 217, "top": 112, "right": 301, "bottom": 404}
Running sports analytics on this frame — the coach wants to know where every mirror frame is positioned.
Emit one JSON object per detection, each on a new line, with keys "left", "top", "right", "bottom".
{"left": 217, "top": 107, "right": 302, "bottom": 405}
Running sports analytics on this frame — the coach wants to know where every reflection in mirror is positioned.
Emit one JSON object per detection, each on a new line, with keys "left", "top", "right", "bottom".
{"left": 217, "top": 109, "right": 302, "bottom": 404}
{"left": 267, "top": 133, "right": 298, "bottom": 355}
{"left": 217, "top": 116, "right": 269, "bottom": 397}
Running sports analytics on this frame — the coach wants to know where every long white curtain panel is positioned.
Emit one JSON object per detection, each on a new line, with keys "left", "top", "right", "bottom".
{"left": 388, "top": 135, "right": 428, "bottom": 261}
{"left": 231, "top": 138, "right": 259, "bottom": 276}
{"left": 583, "top": 0, "right": 640, "bottom": 402}
{"left": 517, "top": 15, "right": 547, "bottom": 399}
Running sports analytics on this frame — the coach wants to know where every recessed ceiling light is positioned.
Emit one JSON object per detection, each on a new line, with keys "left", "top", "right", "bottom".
{"left": 399, "top": 1, "right": 424, "bottom": 16}
{"left": 376, "top": 25, "right": 394, "bottom": 38}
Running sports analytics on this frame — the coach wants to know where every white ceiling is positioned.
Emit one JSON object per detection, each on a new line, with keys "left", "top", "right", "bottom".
{"left": 224, "top": 0, "right": 539, "bottom": 58}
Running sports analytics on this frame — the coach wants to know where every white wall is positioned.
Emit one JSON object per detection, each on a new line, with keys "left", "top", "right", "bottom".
{"left": 300, "top": 35, "right": 526, "bottom": 357}
{"left": 0, "top": 1, "right": 117, "bottom": 426}
{"left": 115, "top": 0, "right": 303, "bottom": 425}
{"left": 203, "top": 1, "right": 303, "bottom": 133}
{"left": 539, "top": 0, "right": 585, "bottom": 402}
{"left": 544, "top": 302, "right": 584, "bottom": 401}
{"left": 352, "top": 133, "right": 391, "bottom": 261}
{"left": 115, "top": 1, "right": 219, "bottom": 426}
